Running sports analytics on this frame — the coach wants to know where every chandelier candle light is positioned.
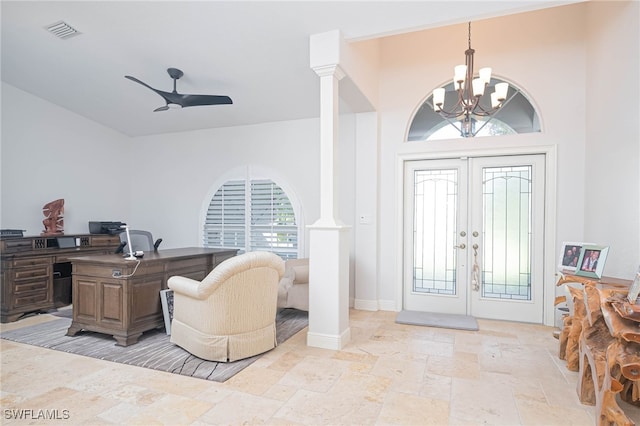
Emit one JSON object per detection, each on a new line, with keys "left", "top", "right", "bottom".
{"left": 432, "top": 22, "right": 509, "bottom": 137}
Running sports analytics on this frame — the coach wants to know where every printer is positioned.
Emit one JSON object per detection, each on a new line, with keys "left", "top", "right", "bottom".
{"left": 88, "top": 221, "right": 126, "bottom": 235}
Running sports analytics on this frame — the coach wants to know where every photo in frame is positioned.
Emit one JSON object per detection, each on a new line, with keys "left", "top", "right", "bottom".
{"left": 627, "top": 265, "right": 640, "bottom": 304}
{"left": 558, "top": 241, "right": 593, "bottom": 272}
{"left": 574, "top": 245, "right": 609, "bottom": 279}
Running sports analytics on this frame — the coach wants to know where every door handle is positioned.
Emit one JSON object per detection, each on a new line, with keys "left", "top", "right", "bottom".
{"left": 454, "top": 243, "right": 466, "bottom": 249}
{"left": 471, "top": 243, "right": 480, "bottom": 291}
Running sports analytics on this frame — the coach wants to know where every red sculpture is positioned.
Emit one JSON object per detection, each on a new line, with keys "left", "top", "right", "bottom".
{"left": 41, "top": 199, "right": 64, "bottom": 236}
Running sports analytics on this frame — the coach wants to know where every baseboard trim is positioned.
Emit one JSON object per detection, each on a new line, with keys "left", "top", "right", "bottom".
{"left": 353, "top": 299, "right": 399, "bottom": 312}
{"left": 378, "top": 299, "right": 398, "bottom": 312}
{"left": 306, "top": 328, "right": 351, "bottom": 350}
{"left": 353, "top": 298, "right": 378, "bottom": 311}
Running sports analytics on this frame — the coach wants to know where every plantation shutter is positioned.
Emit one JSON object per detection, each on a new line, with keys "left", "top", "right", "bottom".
{"left": 203, "top": 180, "right": 246, "bottom": 252}
{"left": 203, "top": 178, "right": 297, "bottom": 259}
{"left": 250, "top": 179, "right": 298, "bottom": 259}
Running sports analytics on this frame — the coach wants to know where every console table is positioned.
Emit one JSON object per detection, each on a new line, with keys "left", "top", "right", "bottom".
{"left": 1, "top": 234, "right": 120, "bottom": 323}
{"left": 556, "top": 273, "right": 639, "bottom": 425}
{"left": 66, "top": 247, "right": 237, "bottom": 346}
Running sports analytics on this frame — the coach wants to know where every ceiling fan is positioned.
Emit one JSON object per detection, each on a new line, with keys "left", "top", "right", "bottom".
{"left": 125, "top": 67, "right": 232, "bottom": 112}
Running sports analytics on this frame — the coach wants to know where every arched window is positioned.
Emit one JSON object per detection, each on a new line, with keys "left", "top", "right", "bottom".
{"left": 203, "top": 178, "right": 298, "bottom": 259}
{"left": 407, "top": 78, "right": 540, "bottom": 141}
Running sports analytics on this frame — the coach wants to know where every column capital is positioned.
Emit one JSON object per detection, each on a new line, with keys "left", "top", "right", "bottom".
{"left": 312, "top": 64, "right": 346, "bottom": 80}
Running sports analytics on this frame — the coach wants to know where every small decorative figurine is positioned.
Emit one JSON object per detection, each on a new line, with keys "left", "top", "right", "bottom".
{"left": 41, "top": 198, "right": 64, "bottom": 235}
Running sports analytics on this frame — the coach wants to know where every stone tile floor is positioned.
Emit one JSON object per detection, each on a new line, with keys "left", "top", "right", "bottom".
{"left": 2, "top": 308, "right": 636, "bottom": 425}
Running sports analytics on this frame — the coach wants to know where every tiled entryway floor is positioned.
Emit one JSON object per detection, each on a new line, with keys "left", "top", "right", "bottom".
{"left": 2, "top": 309, "right": 637, "bottom": 425}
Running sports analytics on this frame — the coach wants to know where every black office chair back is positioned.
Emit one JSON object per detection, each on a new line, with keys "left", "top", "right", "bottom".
{"left": 117, "top": 230, "right": 162, "bottom": 253}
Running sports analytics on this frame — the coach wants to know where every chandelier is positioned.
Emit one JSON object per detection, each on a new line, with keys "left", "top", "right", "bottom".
{"left": 432, "top": 22, "right": 509, "bottom": 137}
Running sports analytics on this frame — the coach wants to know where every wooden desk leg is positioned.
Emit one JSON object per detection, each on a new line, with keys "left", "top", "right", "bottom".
{"left": 1, "top": 313, "right": 25, "bottom": 323}
{"left": 66, "top": 323, "right": 82, "bottom": 337}
{"left": 113, "top": 332, "right": 142, "bottom": 347}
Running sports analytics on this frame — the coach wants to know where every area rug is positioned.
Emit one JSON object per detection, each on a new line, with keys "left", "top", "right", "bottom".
{"left": 1, "top": 308, "right": 308, "bottom": 383}
{"left": 396, "top": 310, "right": 479, "bottom": 331}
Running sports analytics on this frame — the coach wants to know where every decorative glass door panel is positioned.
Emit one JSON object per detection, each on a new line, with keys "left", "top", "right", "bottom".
{"left": 404, "top": 159, "right": 468, "bottom": 314}
{"left": 482, "top": 165, "right": 532, "bottom": 300}
{"left": 404, "top": 155, "right": 545, "bottom": 323}
{"left": 413, "top": 168, "right": 458, "bottom": 295}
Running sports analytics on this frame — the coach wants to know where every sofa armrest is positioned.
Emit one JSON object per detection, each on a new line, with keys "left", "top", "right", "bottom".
{"left": 292, "top": 264, "right": 309, "bottom": 284}
{"left": 168, "top": 275, "right": 204, "bottom": 300}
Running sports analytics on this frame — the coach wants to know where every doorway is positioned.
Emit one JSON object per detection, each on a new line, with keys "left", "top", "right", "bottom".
{"left": 403, "top": 154, "right": 545, "bottom": 323}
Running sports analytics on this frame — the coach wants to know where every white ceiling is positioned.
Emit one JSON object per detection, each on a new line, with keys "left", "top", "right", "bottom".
{"left": 1, "top": 1, "right": 578, "bottom": 137}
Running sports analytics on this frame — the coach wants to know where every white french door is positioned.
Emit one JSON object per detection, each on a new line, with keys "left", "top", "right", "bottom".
{"left": 403, "top": 154, "right": 545, "bottom": 323}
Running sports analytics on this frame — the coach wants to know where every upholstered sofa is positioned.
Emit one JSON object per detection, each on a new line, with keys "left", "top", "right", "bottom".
{"left": 277, "top": 258, "right": 309, "bottom": 311}
{"left": 168, "top": 251, "right": 285, "bottom": 362}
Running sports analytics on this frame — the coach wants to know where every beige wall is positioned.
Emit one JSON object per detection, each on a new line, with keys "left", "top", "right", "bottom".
{"left": 585, "top": 0, "right": 640, "bottom": 276}
{"left": 347, "top": 2, "right": 638, "bottom": 315}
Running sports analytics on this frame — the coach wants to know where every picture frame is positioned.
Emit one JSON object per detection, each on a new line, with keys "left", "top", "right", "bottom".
{"left": 574, "top": 245, "right": 609, "bottom": 279}
{"left": 159, "top": 289, "right": 174, "bottom": 335}
{"left": 558, "top": 241, "right": 593, "bottom": 272}
{"left": 627, "top": 265, "right": 640, "bottom": 304}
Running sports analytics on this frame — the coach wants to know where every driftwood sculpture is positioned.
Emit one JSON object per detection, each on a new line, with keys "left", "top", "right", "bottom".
{"left": 558, "top": 273, "right": 640, "bottom": 425}
{"left": 41, "top": 198, "right": 64, "bottom": 235}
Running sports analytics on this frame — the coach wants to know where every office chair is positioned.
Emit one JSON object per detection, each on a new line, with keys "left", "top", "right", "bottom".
{"left": 115, "top": 230, "right": 162, "bottom": 254}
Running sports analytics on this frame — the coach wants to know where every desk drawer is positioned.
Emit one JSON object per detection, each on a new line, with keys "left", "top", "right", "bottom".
{"left": 14, "top": 289, "right": 50, "bottom": 307}
{"left": 14, "top": 265, "right": 51, "bottom": 281}
{"left": 12, "top": 257, "right": 51, "bottom": 268}
{"left": 1, "top": 239, "right": 33, "bottom": 253}
{"left": 15, "top": 278, "right": 49, "bottom": 294}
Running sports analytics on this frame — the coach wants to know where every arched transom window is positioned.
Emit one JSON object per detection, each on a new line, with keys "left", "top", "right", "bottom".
{"left": 408, "top": 78, "right": 541, "bottom": 141}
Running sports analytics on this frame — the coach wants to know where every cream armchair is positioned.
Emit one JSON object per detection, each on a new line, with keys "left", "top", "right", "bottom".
{"left": 168, "top": 251, "right": 285, "bottom": 362}
{"left": 277, "top": 258, "right": 309, "bottom": 311}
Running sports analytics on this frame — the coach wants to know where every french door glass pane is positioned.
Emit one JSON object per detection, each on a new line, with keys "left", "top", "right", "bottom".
{"left": 413, "top": 169, "right": 457, "bottom": 295}
{"left": 482, "top": 165, "right": 532, "bottom": 300}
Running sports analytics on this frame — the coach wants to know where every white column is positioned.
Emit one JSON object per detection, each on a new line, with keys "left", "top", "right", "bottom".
{"left": 307, "top": 64, "right": 351, "bottom": 350}
{"left": 314, "top": 65, "right": 344, "bottom": 226}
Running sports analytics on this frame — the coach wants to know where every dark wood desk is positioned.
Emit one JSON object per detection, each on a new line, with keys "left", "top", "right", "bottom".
{"left": 67, "top": 248, "right": 237, "bottom": 346}
{"left": 1, "top": 234, "right": 121, "bottom": 323}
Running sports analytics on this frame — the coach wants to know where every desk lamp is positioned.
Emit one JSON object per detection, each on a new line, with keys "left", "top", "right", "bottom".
{"left": 121, "top": 225, "right": 137, "bottom": 261}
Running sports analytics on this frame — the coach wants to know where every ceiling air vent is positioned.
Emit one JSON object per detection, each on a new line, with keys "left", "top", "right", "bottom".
{"left": 45, "top": 21, "right": 80, "bottom": 39}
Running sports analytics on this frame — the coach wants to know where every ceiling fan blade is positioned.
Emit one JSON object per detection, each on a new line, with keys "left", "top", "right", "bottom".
{"left": 125, "top": 75, "right": 160, "bottom": 93}
{"left": 125, "top": 75, "right": 174, "bottom": 103}
{"left": 179, "top": 94, "right": 233, "bottom": 107}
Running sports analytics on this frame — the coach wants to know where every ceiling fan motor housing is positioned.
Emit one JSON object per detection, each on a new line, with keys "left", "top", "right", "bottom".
{"left": 167, "top": 68, "right": 184, "bottom": 80}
